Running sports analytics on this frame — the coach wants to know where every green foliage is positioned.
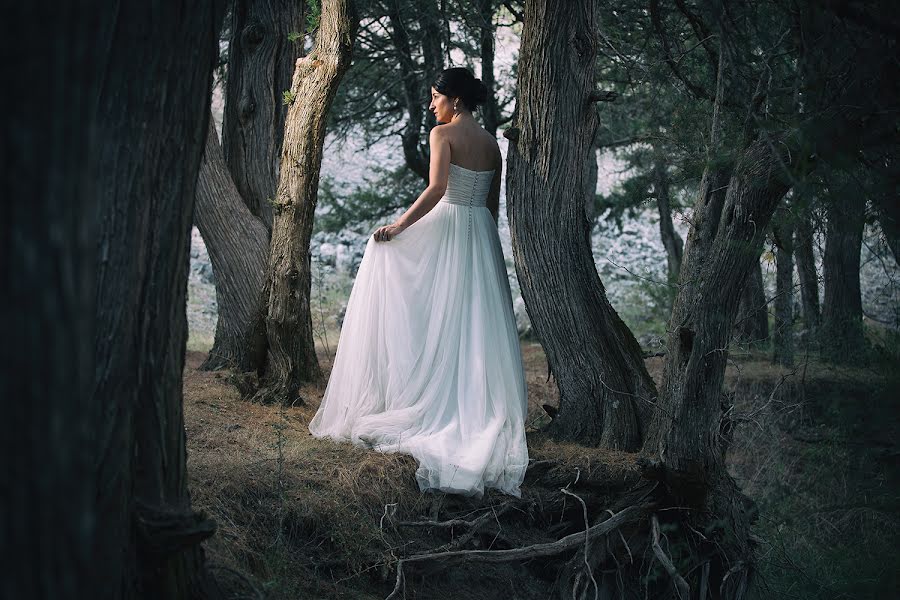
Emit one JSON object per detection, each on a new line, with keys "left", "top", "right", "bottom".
{"left": 305, "top": 0, "right": 320, "bottom": 34}
{"left": 286, "top": 30, "right": 302, "bottom": 43}
{"left": 281, "top": 90, "right": 296, "bottom": 106}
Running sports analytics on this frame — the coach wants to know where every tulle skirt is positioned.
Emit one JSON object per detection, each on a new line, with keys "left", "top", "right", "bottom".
{"left": 308, "top": 199, "right": 529, "bottom": 497}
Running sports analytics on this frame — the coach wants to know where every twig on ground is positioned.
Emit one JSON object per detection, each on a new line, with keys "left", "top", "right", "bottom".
{"left": 651, "top": 514, "right": 691, "bottom": 599}
{"left": 384, "top": 504, "right": 647, "bottom": 600}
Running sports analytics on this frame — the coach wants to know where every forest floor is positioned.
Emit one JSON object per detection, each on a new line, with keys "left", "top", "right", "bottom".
{"left": 184, "top": 340, "right": 900, "bottom": 599}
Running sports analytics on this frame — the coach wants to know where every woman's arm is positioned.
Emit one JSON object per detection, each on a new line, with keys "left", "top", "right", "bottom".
{"left": 373, "top": 126, "right": 451, "bottom": 242}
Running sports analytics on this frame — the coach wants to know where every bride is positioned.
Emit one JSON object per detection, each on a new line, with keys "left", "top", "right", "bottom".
{"left": 309, "top": 67, "right": 528, "bottom": 498}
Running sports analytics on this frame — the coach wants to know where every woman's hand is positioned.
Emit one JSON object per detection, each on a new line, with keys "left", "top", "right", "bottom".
{"left": 373, "top": 222, "right": 405, "bottom": 242}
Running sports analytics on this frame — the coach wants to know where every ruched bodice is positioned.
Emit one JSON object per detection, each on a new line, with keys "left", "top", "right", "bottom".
{"left": 440, "top": 163, "right": 495, "bottom": 208}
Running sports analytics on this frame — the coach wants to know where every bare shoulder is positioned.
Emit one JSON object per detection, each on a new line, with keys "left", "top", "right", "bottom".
{"left": 430, "top": 123, "right": 451, "bottom": 139}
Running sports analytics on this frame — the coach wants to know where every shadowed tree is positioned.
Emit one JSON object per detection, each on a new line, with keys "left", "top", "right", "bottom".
{"left": 89, "top": 2, "right": 227, "bottom": 597}
{"left": 4, "top": 1, "right": 227, "bottom": 598}
{"left": 506, "top": 0, "right": 657, "bottom": 450}
{"left": 254, "top": 0, "right": 359, "bottom": 403}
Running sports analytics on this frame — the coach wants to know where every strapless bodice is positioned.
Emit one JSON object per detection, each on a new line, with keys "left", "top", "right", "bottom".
{"left": 440, "top": 163, "right": 495, "bottom": 208}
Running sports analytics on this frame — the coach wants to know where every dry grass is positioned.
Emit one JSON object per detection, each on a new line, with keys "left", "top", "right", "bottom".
{"left": 185, "top": 343, "right": 899, "bottom": 599}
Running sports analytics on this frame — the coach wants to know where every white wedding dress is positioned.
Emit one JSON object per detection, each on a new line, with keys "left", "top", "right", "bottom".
{"left": 309, "top": 162, "right": 529, "bottom": 497}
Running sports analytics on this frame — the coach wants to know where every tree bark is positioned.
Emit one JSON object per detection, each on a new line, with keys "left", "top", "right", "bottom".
{"left": 821, "top": 197, "right": 867, "bottom": 361}
{"left": 89, "top": 2, "right": 226, "bottom": 597}
{"left": 222, "top": 0, "right": 306, "bottom": 231}
{"left": 255, "top": 0, "right": 358, "bottom": 403}
{"left": 195, "top": 121, "right": 270, "bottom": 372}
{"left": 772, "top": 209, "right": 795, "bottom": 366}
{"left": 642, "top": 135, "right": 791, "bottom": 497}
{"left": 873, "top": 187, "right": 900, "bottom": 266}
{"left": 3, "top": 4, "right": 104, "bottom": 597}
{"left": 795, "top": 203, "right": 820, "bottom": 335}
{"left": 734, "top": 258, "right": 769, "bottom": 347}
{"left": 505, "top": 0, "right": 656, "bottom": 449}
{"left": 652, "top": 152, "right": 684, "bottom": 284}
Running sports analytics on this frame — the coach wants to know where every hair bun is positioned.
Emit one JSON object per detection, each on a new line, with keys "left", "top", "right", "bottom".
{"left": 432, "top": 67, "right": 489, "bottom": 111}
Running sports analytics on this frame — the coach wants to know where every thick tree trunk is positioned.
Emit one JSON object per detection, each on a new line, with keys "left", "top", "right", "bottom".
{"left": 196, "top": 121, "right": 269, "bottom": 372}
{"left": 222, "top": 0, "right": 306, "bottom": 231}
{"left": 476, "top": 0, "right": 500, "bottom": 136}
{"left": 821, "top": 197, "right": 867, "bottom": 361}
{"left": 3, "top": 5, "right": 104, "bottom": 597}
{"left": 652, "top": 153, "right": 684, "bottom": 283}
{"left": 772, "top": 210, "right": 795, "bottom": 366}
{"left": 734, "top": 258, "right": 769, "bottom": 347}
{"left": 642, "top": 136, "right": 791, "bottom": 496}
{"left": 795, "top": 203, "right": 820, "bottom": 335}
{"left": 89, "top": 2, "right": 226, "bottom": 597}
{"left": 505, "top": 0, "right": 656, "bottom": 449}
{"left": 255, "top": 0, "right": 357, "bottom": 403}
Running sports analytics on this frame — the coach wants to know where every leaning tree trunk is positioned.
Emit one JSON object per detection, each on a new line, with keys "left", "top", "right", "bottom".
{"left": 89, "top": 2, "right": 226, "bottom": 597}
{"left": 196, "top": 1, "right": 304, "bottom": 372}
{"left": 734, "top": 257, "right": 769, "bottom": 347}
{"left": 652, "top": 151, "right": 684, "bottom": 284}
{"left": 795, "top": 202, "right": 820, "bottom": 337}
{"left": 772, "top": 208, "right": 795, "bottom": 366}
{"left": 3, "top": 4, "right": 104, "bottom": 597}
{"left": 196, "top": 120, "right": 270, "bottom": 372}
{"left": 505, "top": 0, "right": 656, "bottom": 449}
{"left": 222, "top": 0, "right": 306, "bottom": 231}
{"left": 254, "top": 0, "right": 357, "bottom": 404}
{"left": 821, "top": 196, "right": 867, "bottom": 362}
{"left": 641, "top": 135, "right": 792, "bottom": 595}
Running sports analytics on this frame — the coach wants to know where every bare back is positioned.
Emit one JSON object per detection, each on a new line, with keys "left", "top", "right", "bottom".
{"left": 437, "top": 120, "right": 501, "bottom": 172}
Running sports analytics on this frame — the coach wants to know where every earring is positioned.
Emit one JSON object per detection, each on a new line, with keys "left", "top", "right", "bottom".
{"left": 453, "top": 99, "right": 460, "bottom": 115}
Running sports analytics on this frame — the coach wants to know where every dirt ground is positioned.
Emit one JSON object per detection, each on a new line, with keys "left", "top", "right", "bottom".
{"left": 184, "top": 341, "right": 899, "bottom": 599}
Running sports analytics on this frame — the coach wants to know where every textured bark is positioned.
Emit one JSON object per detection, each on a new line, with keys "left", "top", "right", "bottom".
{"left": 476, "top": 0, "right": 500, "bottom": 136}
{"left": 222, "top": 0, "right": 306, "bottom": 231}
{"left": 821, "top": 197, "right": 867, "bottom": 361}
{"left": 734, "top": 258, "right": 769, "bottom": 346}
{"left": 795, "top": 204, "right": 820, "bottom": 334}
{"left": 2, "top": 4, "right": 103, "bottom": 598}
{"left": 652, "top": 153, "right": 684, "bottom": 283}
{"left": 772, "top": 210, "right": 795, "bottom": 366}
{"left": 195, "top": 121, "right": 269, "bottom": 372}
{"left": 255, "top": 0, "right": 357, "bottom": 403}
{"left": 506, "top": 0, "right": 656, "bottom": 449}
{"left": 89, "top": 2, "right": 226, "bottom": 597}
{"left": 642, "top": 136, "right": 791, "bottom": 494}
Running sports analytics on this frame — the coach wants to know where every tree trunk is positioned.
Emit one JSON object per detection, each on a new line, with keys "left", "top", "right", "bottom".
{"left": 222, "top": 0, "right": 306, "bottom": 231}
{"left": 642, "top": 134, "right": 791, "bottom": 498}
{"left": 821, "top": 197, "right": 867, "bottom": 362}
{"left": 255, "top": 0, "right": 358, "bottom": 403}
{"left": 3, "top": 4, "right": 104, "bottom": 597}
{"left": 795, "top": 203, "right": 820, "bottom": 336}
{"left": 476, "top": 0, "right": 500, "bottom": 136}
{"left": 772, "top": 209, "right": 795, "bottom": 366}
{"left": 505, "top": 0, "right": 656, "bottom": 449}
{"left": 652, "top": 152, "right": 684, "bottom": 284}
{"left": 89, "top": 2, "right": 226, "bottom": 597}
{"left": 196, "top": 121, "right": 270, "bottom": 372}
{"left": 734, "top": 257, "right": 769, "bottom": 347}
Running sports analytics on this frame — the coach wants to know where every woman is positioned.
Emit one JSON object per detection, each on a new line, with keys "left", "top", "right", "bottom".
{"left": 309, "top": 67, "right": 528, "bottom": 498}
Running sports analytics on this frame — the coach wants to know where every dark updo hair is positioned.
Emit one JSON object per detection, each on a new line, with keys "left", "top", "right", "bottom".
{"left": 432, "top": 67, "right": 488, "bottom": 111}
